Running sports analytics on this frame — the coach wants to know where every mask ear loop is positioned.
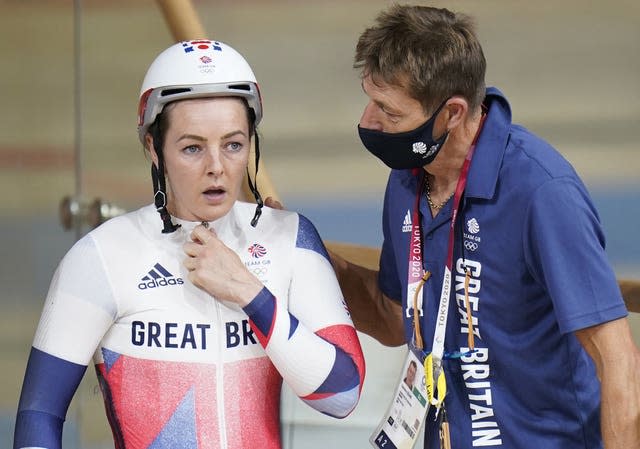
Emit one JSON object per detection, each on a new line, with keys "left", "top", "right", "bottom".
{"left": 247, "top": 131, "right": 264, "bottom": 227}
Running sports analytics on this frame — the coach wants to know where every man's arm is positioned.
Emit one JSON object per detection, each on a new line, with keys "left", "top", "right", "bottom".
{"left": 329, "top": 248, "right": 405, "bottom": 347}
{"left": 575, "top": 317, "right": 640, "bottom": 449}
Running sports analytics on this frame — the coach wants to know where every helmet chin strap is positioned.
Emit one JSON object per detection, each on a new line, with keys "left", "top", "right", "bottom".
{"left": 247, "top": 132, "right": 264, "bottom": 227}
{"left": 151, "top": 157, "right": 181, "bottom": 234}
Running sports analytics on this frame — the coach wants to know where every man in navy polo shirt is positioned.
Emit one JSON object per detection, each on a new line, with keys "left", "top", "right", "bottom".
{"left": 330, "top": 4, "right": 640, "bottom": 448}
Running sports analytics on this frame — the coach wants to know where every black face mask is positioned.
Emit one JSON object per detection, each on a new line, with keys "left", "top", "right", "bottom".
{"left": 358, "top": 100, "right": 449, "bottom": 170}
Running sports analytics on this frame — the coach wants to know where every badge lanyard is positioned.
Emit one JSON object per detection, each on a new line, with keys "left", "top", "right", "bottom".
{"left": 407, "top": 114, "right": 486, "bottom": 409}
{"left": 371, "top": 114, "right": 486, "bottom": 449}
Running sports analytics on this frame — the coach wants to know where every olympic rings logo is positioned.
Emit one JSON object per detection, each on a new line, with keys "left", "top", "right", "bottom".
{"left": 252, "top": 267, "right": 268, "bottom": 276}
{"left": 464, "top": 240, "right": 478, "bottom": 251}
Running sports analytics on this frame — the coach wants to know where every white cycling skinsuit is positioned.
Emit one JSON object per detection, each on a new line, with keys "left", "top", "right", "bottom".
{"left": 14, "top": 202, "right": 365, "bottom": 449}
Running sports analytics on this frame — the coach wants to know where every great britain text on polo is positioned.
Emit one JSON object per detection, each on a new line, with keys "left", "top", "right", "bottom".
{"left": 455, "top": 258, "right": 502, "bottom": 446}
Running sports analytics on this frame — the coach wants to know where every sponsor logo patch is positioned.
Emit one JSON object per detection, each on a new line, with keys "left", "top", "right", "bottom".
{"left": 402, "top": 209, "right": 412, "bottom": 233}
{"left": 138, "top": 263, "right": 184, "bottom": 290}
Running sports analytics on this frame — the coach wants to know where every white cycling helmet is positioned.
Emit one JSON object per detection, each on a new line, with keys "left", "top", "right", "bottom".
{"left": 138, "top": 40, "right": 265, "bottom": 233}
{"left": 137, "top": 39, "right": 262, "bottom": 143}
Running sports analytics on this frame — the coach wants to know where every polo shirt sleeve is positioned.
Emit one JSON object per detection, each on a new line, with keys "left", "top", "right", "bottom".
{"left": 378, "top": 175, "right": 403, "bottom": 303}
{"left": 523, "top": 177, "right": 627, "bottom": 334}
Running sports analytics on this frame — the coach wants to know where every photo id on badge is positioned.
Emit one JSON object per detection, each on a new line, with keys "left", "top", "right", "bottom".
{"left": 370, "top": 350, "right": 429, "bottom": 449}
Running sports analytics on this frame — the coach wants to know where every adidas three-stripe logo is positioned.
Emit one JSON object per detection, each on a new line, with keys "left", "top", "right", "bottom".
{"left": 138, "top": 263, "right": 184, "bottom": 290}
{"left": 402, "top": 210, "right": 412, "bottom": 233}
{"left": 142, "top": 263, "right": 173, "bottom": 281}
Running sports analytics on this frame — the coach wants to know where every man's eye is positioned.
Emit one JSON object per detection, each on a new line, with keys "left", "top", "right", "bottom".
{"left": 385, "top": 112, "right": 401, "bottom": 122}
{"left": 382, "top": 108, "right": 400, "bottom": 119}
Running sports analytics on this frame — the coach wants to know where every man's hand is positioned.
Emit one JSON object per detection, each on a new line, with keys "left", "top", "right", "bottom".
{"left": 264, "top": 196, "right": 284, "bottom": 210}
{"left": 261, "top": 196, "right": 404, "bottom": 345}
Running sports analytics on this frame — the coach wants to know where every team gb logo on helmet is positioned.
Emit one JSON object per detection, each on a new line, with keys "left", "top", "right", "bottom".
{"left": 182, "top": 40, "right": 222, "bottom": 73}
{"left": 182, "top": 40, "right": 223, "bottom": 53}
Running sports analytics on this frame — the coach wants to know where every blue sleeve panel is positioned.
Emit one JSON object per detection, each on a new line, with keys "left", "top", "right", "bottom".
{"left": 244, "top": 289, "right": 360, "bottom": 395}
{"left": 14, "top": 347, "right": 87, "bottom": 449}
{"left": 242, "top": 287, "right": 276, "bottom": 338}
{"left": 311, "top": 346, "right": 360, "bottom": 394}
{"left": 295, "top": 214, "right": 331, "bottom": 262}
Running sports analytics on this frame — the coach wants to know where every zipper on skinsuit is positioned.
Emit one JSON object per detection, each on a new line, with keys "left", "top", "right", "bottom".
{"left": 197, "top": 220, "right": 228, "bottom": 449}
{"left": 214, "top": 297, "right": 228, "bottom": 449}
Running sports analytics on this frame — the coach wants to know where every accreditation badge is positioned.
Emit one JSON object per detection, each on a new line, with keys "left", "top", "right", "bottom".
{"left": 370, "top": 350, "right": 429, "bottom": 449}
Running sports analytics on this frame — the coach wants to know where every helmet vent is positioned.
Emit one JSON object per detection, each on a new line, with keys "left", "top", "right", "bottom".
{"left": 160, "top": 87, "right": 192, "bottom": 97}
{"left": 228, "top": 84, "right": 251, "bottom": 91}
